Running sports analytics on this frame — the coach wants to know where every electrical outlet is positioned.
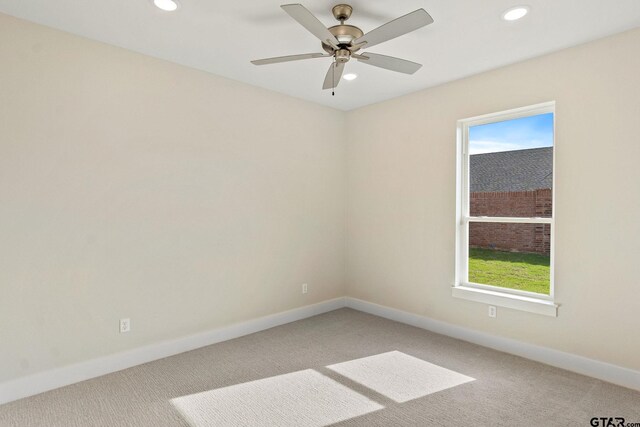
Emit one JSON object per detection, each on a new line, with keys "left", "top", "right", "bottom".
{"left": 119, "top": 318, "right": 131, "bottom": 333}
{"left": 302, "top": 283, "right": 308, "bottom": 294}
{"left": 488, "top": 306, "right": 497, "bottom": 318}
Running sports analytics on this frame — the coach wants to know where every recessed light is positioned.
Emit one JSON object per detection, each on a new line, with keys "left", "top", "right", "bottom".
{"left": 154, "top": 0, "right": 179, "bottom": 12}
{"left": 502, "top": 6, "right": 529, "bottom": 21}
{"left": 343, "top": 73, "right": 357, "bottom": 81}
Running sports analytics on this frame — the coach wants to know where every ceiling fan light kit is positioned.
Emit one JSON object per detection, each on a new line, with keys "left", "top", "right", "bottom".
{"left": 251, "top": 3, "right": 433, "bottom": 94}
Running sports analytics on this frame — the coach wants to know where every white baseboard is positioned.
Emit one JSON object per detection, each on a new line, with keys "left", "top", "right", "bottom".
{"left": 344, "top": 297, "right": 640, "bottom": 392}
{"left": 3, "top": 295, "right": 638, "bottom": 406}
{"left": 0, "top": 297, "right": 347, "bottom": 405}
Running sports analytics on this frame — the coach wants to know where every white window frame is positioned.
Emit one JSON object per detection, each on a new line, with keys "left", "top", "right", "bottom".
{"left": 453, "top": 102, "right": 558, "bottom": 317}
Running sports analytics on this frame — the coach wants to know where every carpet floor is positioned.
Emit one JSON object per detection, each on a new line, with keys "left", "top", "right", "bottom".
{"left": 1, "top": 308, "right": 639, "bottom": 426}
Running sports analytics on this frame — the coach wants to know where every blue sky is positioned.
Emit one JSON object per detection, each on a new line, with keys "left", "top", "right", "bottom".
{"left": 469, "top": 113, "right": 554, "bottom": 154}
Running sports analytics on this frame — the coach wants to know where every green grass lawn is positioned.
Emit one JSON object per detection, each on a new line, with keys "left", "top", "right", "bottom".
{"left": 468, "top": 248, "right": 550, "bottom": 294}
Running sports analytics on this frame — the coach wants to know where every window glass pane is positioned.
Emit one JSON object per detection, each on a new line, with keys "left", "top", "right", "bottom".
{"left": 468, "top": 222, "right": 551, "bottom": 295}
{"left": 468, "top": 113, "right": 553, "bottom": 218}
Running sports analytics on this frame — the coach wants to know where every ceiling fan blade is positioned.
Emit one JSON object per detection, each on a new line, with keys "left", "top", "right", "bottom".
{"left": 281, "top": 4, "right": 340, "bottom": 49}
{"left": 353, "top": 9, "right": 433, "bottom": 49}
{"left": 322, "top": 62, "right": 345, "bottom": 90}
{"left": 354, "top": 52, "right": 422, "bottom": 74}
{"left": 251, "top": 53, "right": 329, "bottom": 65}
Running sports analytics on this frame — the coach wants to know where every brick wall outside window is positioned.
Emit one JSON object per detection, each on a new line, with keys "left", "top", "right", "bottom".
{"left": 469, "top": 189, "right": 552, "bottom": 255}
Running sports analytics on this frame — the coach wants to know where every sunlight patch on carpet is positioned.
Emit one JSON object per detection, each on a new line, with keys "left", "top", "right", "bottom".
{"left": 327, "top": 351, "right": 475, "bottom": 403}
{"left": 171, "top": 369, "right": 383, "bottom": 427}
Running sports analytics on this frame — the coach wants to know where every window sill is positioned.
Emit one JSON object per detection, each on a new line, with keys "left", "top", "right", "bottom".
{"left": 452, "top": 285, "right": 558, "bottom": 317}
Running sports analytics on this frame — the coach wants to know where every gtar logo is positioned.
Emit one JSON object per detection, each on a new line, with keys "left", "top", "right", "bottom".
{"left": 590, "top": 418, "right": 625, "bottom": 427}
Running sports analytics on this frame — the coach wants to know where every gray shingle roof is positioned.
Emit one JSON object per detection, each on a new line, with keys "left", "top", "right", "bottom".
{"left": 470, "top": 147, "right": 553, "bottom": 192}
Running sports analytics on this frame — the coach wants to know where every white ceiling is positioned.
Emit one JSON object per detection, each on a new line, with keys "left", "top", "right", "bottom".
{"left": 1, "top": 0, "right": 639, "bottom": 110}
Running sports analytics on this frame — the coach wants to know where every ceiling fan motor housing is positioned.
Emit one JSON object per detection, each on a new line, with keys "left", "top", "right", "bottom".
{"left": 321, "top": 25, "right": 364, "bottom": 54}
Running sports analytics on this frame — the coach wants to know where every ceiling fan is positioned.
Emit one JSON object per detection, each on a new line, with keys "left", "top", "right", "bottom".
{"left": 251, "top": 3, "right": 434, "bottom": 93}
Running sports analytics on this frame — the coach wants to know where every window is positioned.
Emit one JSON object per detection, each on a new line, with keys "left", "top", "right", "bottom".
{"left": 454, "top": 102, "right": 558, "bottom": 316}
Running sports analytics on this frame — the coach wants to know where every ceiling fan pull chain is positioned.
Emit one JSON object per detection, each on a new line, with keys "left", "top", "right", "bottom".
{"left": 332, "top": 60, "right": 335, "bottom": 96}
{"left": 332, "top": 59, "right": 335, "bottom": 96}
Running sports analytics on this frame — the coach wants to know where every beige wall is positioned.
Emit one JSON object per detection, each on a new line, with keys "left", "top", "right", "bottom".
{"left": 0, "top": 14, "right": 346, "bottom": 382}
{"left": 346, "top": 28, "right": 640, "bottom": 371}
